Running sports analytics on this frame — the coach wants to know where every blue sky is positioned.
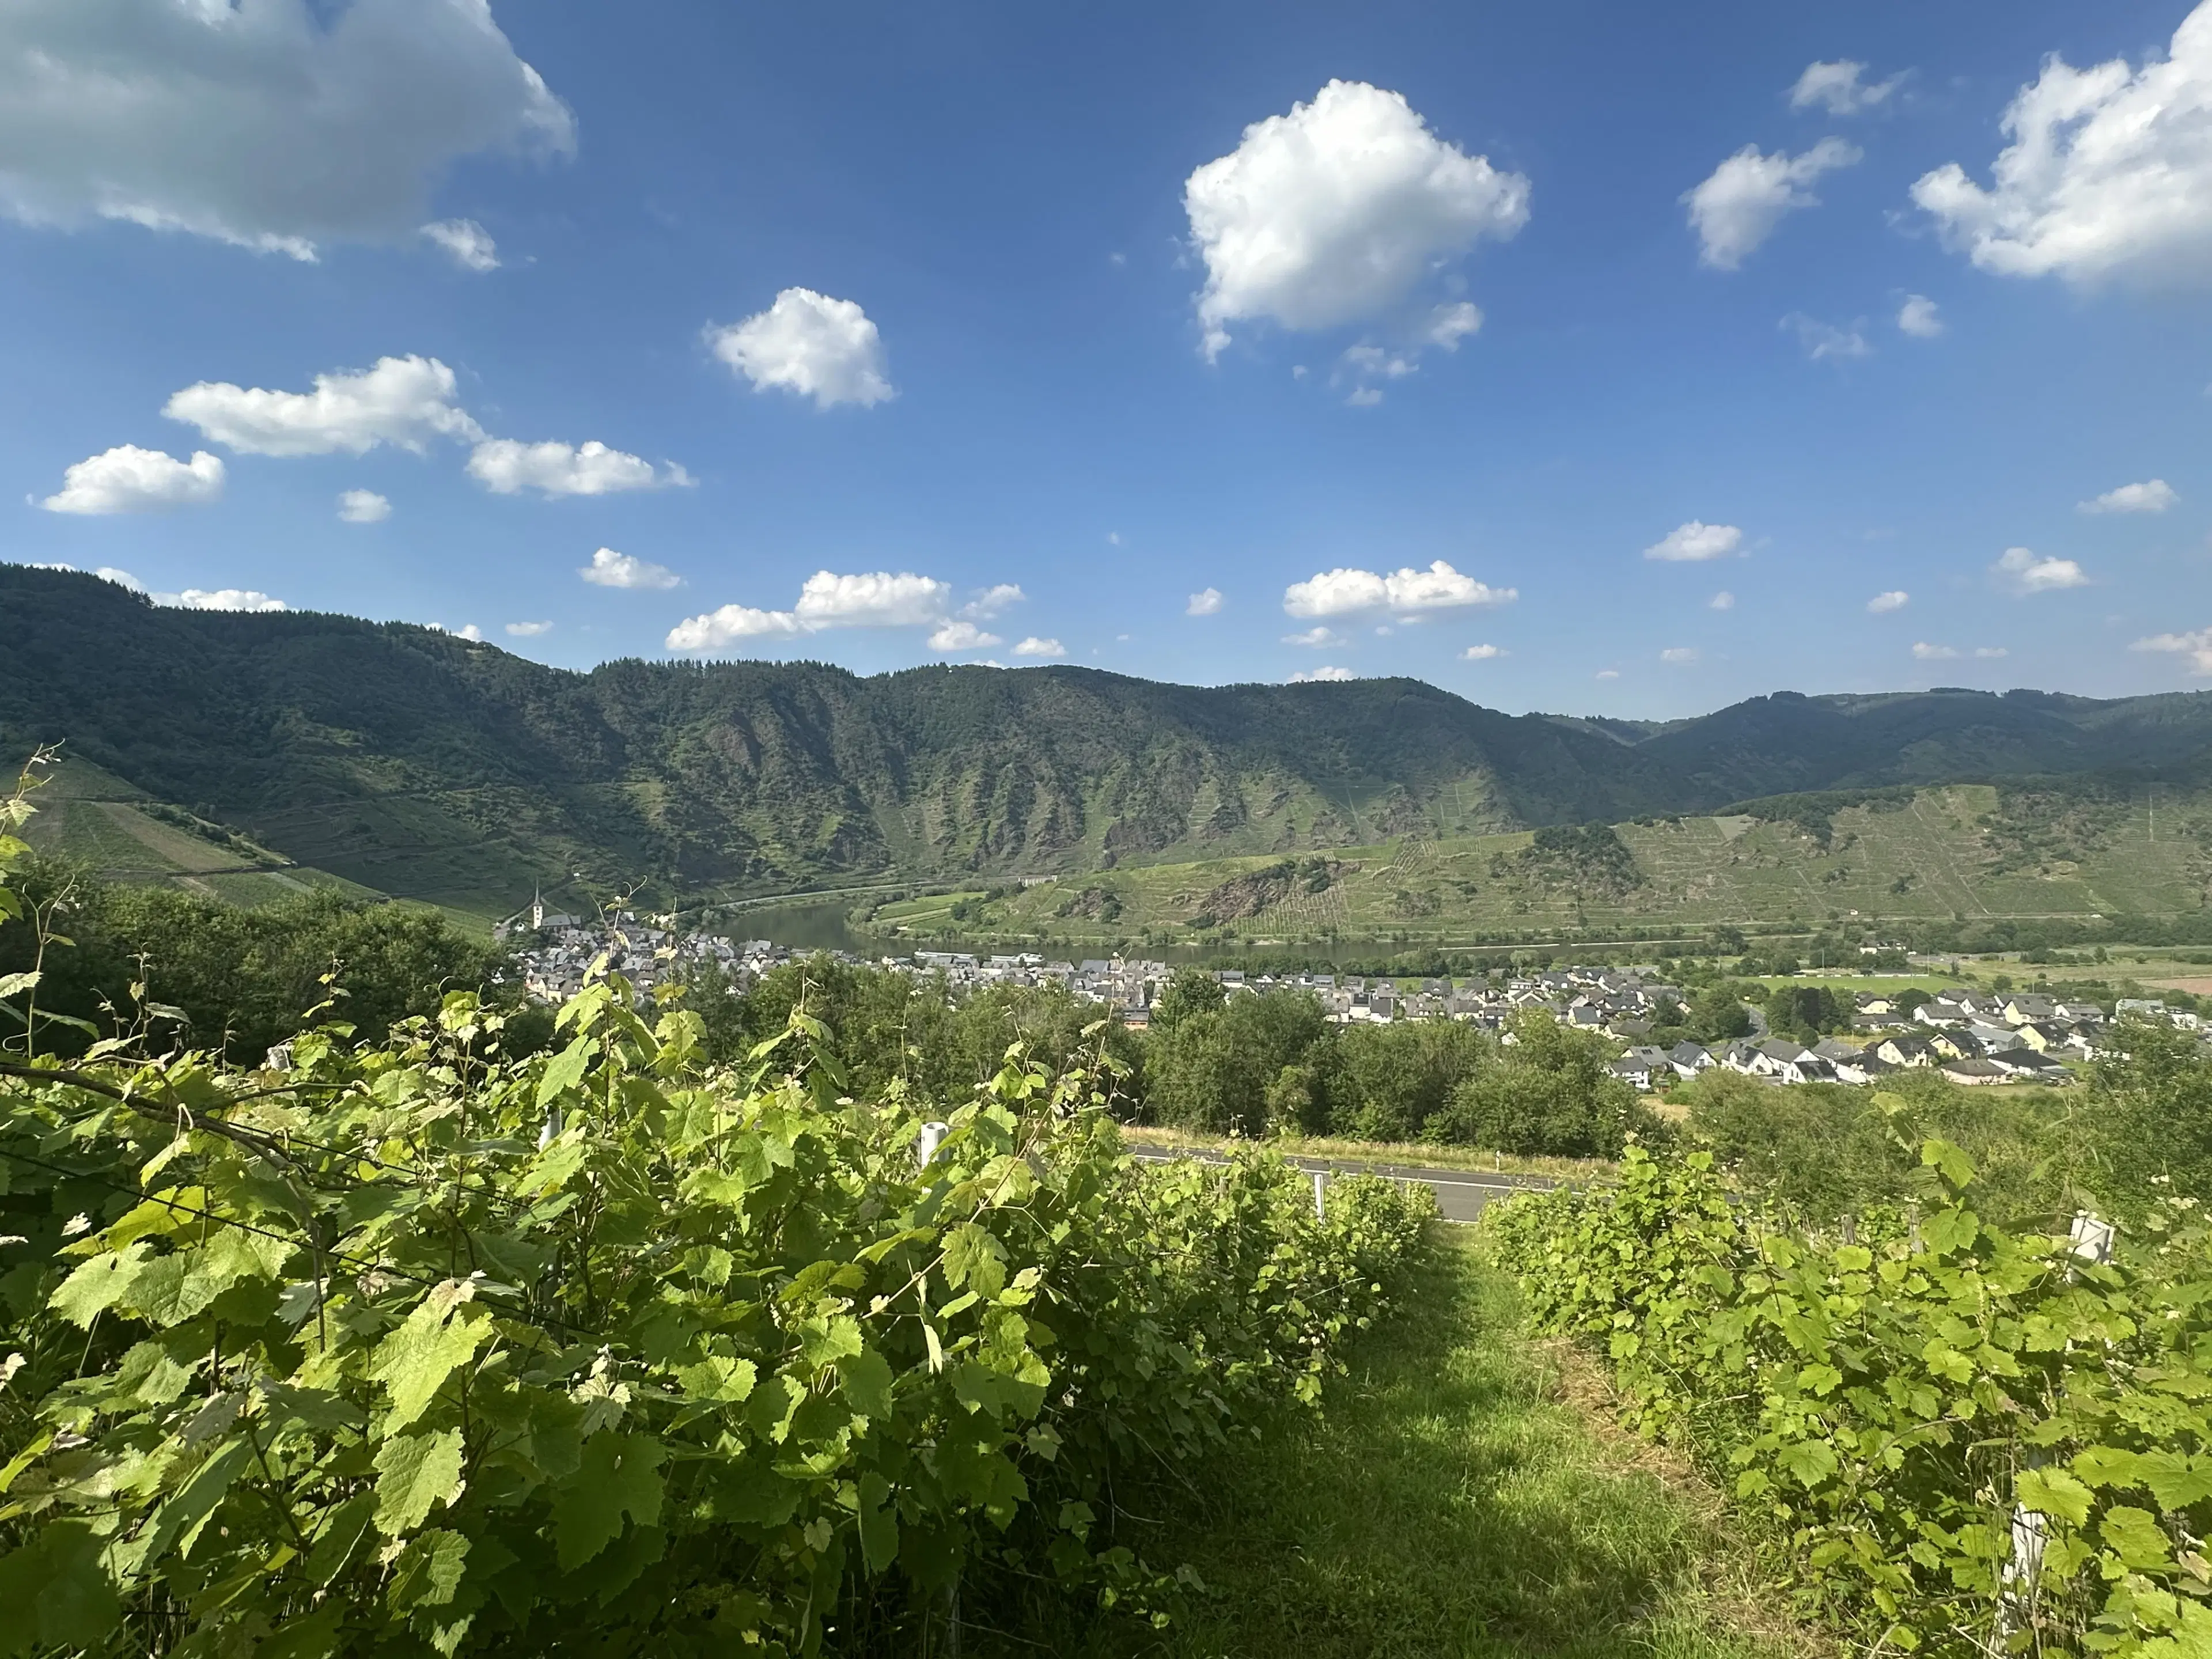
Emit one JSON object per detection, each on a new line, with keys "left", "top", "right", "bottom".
{"left": 6, "top": 0, "right": 2212, "bottom": 715}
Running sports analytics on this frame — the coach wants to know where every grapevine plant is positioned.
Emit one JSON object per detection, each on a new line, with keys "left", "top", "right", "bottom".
{"left": 0, "top": 764, "right": 1434, "bottom": 1656}
{"left": 1486, "top": 1126, "right": 2212, "bottom": 1656}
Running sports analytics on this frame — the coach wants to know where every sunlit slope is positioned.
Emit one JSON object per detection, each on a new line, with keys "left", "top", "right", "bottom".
{"left": 13, "top": 755, "right": 382, "bottom": 909}
{"left": 872, "top": 783, "right": 2212, "bottom": 943}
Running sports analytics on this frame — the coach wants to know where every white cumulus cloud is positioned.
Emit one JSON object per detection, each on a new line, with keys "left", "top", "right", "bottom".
{"left": 2134, "top": 626, "right": 2212, "bottom": 674}
{"left": 1012, "top": 636, "right": 1066, "bottom": 658}
{"left": 40, "top": 445, "right": 224, "bottom": 514}
{"left": 163, "top": 587, "right": 285, "bottom": 612}
{"left": 0, "top": 0, "right": 573, "bottom": 260}
{"left": 1789, "top": 61, "right": 1903, "bottom": 116}
{"left": 1184, "top": 79, "right": 1529, "bottom": 360}
{"left": 665, "top": 605, "right": 805, "bottom": 650}
{"left": 1897, "top": 294, "right": 1944, "bottom": 338}
{"left": 1282, "top": 626, "right": 1343, "bottom": 647}
{"left": 505, "top": 620, "right": 552, "bottom": 637}
{"left": 709, "top": 288, "right": 893, "bottom": 409}
{"left": 1913, "top": 642, "right": 1960, "bottom": 660}
{"left": 1643, "top": 521, "right": 1743, "bottom": 562}
{"left": 466, "top": 439, "right": 690, "bottom": 498}
{"left": 1660, "top": 646, "right": 1699, "bottom": 665}
{"left": 798, "top": 570, "right": 951, "bottom": 628}
{"left": 580, "top": 547, "right": 681, "bottom": 589}
{"left": 2081, "top": 479, "right": 2178, "bottom": 514}
{"left": 926, "top": 621, "right": 999, "bottom": 652}
{"left": 1709, "top": 590, "right": 1736, "bottom": 611}
{"left": 1868, "top": 590, "right": 1910, "bottom": 613}
{"left": 963, "top": 584, "right": 1025, "bottom": 619}
{"left": 668, "top": 569, "right": 993, "bottom": 653}
{"left": 337, "top": 488, "right": 391, "bottom": 524}
{"left": 1976, "top": 646, "right": 2009, "bottom": 658}
{"left": 1286, "top": 665, "right": 1355, "bottom": 683}
{"left": 421, "top": 217, "right": 499, "bottom": 272}
{"left": 1283, "top": 559, "right": 1514, "bottom": 618}
{"left": 1683, "top": 138, "right": 1859, "bottom": 270}
{"left": 1187, "top": 586, "right": 1224, "bottom": 616}
{"left": 1993, "top": 546, "right": 2089, "bottom": 593}
{"left": 1460, "top": 643, "right": 1503, "bottom": 660}
{"left": 1914, "top": 5, "right": 2212, "bottom": 285}
{"left": 165, "top": 355, "right": 483, "bottom": 456}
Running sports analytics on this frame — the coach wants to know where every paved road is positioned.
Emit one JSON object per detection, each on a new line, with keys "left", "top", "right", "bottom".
{"left": 1127, "top": 1144, "right": 1564, "bottom": 1224}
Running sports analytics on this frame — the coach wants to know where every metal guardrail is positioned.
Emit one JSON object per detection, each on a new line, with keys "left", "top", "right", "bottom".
{"left": 1125, "top": 1143, "right": 1565, "bottom": 1224}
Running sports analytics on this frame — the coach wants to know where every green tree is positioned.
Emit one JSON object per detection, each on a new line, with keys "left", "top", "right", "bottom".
{"left": 1324, "top": 1019, "right": 1491, "bottom": 1142}
{"left": 1143, "top": 988, "right": 1330, "bottom": 1136}
{"left": 0, "top": 865, "right": 518, "bottom": 1062}
{"left": 1690, "top": 984, "right": 1753, "bottom": 1042}
{"left": 1150, "top": 966, "right": 1225, "bottom": 1031}
{"left": 1428, "top": 1012, "right": 1655, "bottom": 1157}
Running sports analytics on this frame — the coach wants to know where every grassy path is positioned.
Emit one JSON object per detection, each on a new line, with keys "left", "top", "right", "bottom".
{"left": 985, "top": 1230, "right": 1812, "bottom": 1658}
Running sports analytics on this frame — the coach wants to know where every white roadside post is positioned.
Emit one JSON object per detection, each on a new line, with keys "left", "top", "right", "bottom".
{"left": 1312, "top": 1169, "right": 1327, "bottom": 1219}
{"left": 1997, "top": 1211, "right": 2118, "bottom": 1642}
{"left": 918, "top": 1120, "right": 952, "bottom": 1171}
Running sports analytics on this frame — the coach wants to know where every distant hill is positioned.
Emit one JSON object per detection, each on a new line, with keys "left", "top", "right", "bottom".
{"left": 5, "top": 563, "right": 2212, "bottom": 918}
{"left": 880, "top": 780, "right": 2212, "bottom": 949}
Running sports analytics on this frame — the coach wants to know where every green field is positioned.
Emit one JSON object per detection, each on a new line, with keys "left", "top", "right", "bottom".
{"left": 869, "top": 783, "right": 2212, "bottom": 948}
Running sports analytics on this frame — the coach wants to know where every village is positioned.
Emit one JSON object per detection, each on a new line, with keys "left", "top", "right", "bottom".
{"left": 497, "top": 905, "right": 2195, "bottom": 1091}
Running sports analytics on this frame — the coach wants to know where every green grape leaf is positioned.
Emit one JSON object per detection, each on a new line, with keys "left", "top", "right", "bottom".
{"left": 304, "top": 1493, "right": 377, "bottom": 1589}
{"left": 943, "top": 1223, "right": 1007, "bottom": 1297}
{"left": 2101, "top": 1505, "right": 2173, "bottom": 1570}
{"left": 2016, "top": 1467, "right": 2093, "bottom": 1527}
{"left": 1919, "top": 1138, "right": 1976, "bottom": 1191}
{"left": 0, "top": 1521, "right": 120, "bottom": 1654}
{"left": 841, "top": 1347, "right": 896, "bottom": 1420}
{"left": 536, "top": 1035, "right": 599, "bottom": 1105}
{"left": 387, "top": 1528, "right": 470, "bottom": 1611}
{"left": 50, "top": 1243, "right": 150, "bottom": 1328}
{"left": 553, "top": 1433, "right": 667, "bottom": 1570}
{"left": 369, "top": 1298, "right": 490, "bottom": 1431}
{"left": 141, "top": 1438, "right": 253, "bottom": 1567}
{"left": 124, "top": 1249, "right": 229, "bottom": 1325}
{"left": 1775, "top": 1440, "right": 1839, "bottom": 1488}
{"left": 2071, "top": 1445, "right": 2146, "bottom": 1491}
{"left": 857, "top": 1472, "right": 898, "bottom": 1574}
{"left": 374, "top": 1429, "right": 465, "bottom": 1537}
{"left": 2141, "top": 1452, "right": 2212, "bottom": 1513}
{"left": 798, "top": 1315, "right": 863, "bottom": 1372}
{"left": 673, "top": 1354, "right": 757, "bottom": 1404}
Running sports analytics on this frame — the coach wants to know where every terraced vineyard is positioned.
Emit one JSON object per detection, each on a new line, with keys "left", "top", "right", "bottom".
{"left": 869, "top": 782, "right": 2212, "bottom": 946}
{"left": 17, "top": 755, "right": 381, "bottom": 908}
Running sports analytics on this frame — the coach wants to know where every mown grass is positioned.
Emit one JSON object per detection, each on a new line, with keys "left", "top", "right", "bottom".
{"left": 964, "top": 1231, "right": 1816, "bottom": 1659}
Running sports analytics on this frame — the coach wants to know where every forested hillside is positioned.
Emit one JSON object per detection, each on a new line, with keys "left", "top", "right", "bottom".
{"left": 9, "top": 564, "right": 2212, "bottom": 918}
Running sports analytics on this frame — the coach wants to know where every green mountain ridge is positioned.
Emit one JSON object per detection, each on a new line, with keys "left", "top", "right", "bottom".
{"left": 6, "top": 564, "right": 2212, "bottom": 918}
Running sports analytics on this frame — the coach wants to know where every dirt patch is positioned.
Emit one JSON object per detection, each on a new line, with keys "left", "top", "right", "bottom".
{"left": 2146, "top": 976, "right": 2212, "bottom": 996}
